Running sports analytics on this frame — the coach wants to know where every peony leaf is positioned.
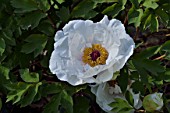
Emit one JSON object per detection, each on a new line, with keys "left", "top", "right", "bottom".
{"left": 73, "top": 96, "right": 90, "bottom": 113}
{"left": 20, "top": 11, "right": 46, "bottom": 30}
{"left": 109, "top": 98, "right": 133, "bottom": 113}
{"left": 71, "top": 0, "right": 97, "bottom": 18}
{"left": 0, "top": 38, "right": 5, "bottom": 56}
{"left": 42, "top": 90, "right": 73, "bottom": 113}
{"left": 61, "top": 90, "right": 73, "bottom": 113}
{"left": 130, "top": 0, "right": 142, "bottom": 8}
{"left": 42, "top": 93, "right": 62, "bottom": 113}
{"left": 125, "top": 91, "right": 134, "bottom": 107}
{"left": 102, "top": 3, "right": 124, "bottom": 17}
{"left": 0, "top": 65, "right": 10, "bottom": 80}
{"left": 57, "top": 7, "right": 70, "bottom": 23}
{"left": 131, "top": 81, "right": 145, "bottom": 94}
{"left": 36, "top": 0, "right": 50, "bottom": 12}
{"left": 143, "top": 0, "right": 159, "bottom": 9}
{"left": 20, "top": 82, "right": 42, "bottom": 107}
{"left": 128, "top": 6, "right": 143, "bottom": 27}
{"left": 41, "top": 83, "right": 62, "bottom": 97}
{"left": 0, "top": 29, "right": 16, "bottom": 46}
{"left": 21, "top": 34, "right": 48, "bottom": 57}
{"left": 155, "top": 7, "right": 169, "bottom": 26}
{"left": 117, "top": 67, "right": 128, "bottom": 94}
{"left": 38, "top": 20, "right": 55, "bottom": 36}
{"left": 6, "top": 82, "right": 31, "bottom": 104}
{"left": 19, "top": 69, "right": 39, "bottom": 83}
{"left": 133, "top": 58, "right": 165, "bottom": 76}
{"left": 11, "top": 0, "right": 38, "bottom": 13}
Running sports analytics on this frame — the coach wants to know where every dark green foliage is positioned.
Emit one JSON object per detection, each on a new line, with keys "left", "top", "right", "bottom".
{"left": 0, "top": 0, "right": 170, "bottom": 113}
{"left": 109, "top": 98, "right": 133, "bottom": 113}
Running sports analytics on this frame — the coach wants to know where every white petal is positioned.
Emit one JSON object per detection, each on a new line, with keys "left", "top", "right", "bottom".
{"left": 99, "top": 15, "right": 109, "bottom": 25}
{"left": 57, "top": 73, "right": 84, "bottom": 86}
{"left": 96, "top": 67, "right": 114, "bottom": 83}
{"left": 54, "top": 30, "right": 64, "bottom": 42}
{"left": 129, "top": 89, "right": 142, "bottom": 109}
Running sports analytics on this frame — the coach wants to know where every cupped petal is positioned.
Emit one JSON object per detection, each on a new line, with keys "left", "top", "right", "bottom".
{"left": 110, "top": 35, "right": 135, "bottom": 72}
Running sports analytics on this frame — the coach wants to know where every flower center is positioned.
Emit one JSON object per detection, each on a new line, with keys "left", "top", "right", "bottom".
{"left": 90, "top": 50, "right": 100, "bottom": 61}
{"left": 82, "top": 44, "right": 108, "bottom": 67}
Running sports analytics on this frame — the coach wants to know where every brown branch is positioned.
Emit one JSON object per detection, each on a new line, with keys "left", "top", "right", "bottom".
{"left": 134, "top": 27, "right": 139, "bottom": 41}
{"left": 47, "top": 13, "right": 57, "bottom": 30}
{"left": 153, "top": 54, "right": 166, "bottom": 60}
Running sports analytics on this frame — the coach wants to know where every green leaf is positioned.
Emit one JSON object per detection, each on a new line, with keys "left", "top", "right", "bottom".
{"left": 131, "top": 81, "right": 144, "bottom": 95}
{"left": 143, "top": 0, "right": 159, "bottom": 9}
{"left": 11, "top": 0, "right": 38, "bottom": 13}
{"left": 6, "top": 82, "right": 31, "bottom": 104}
{"left": 125, "top": 91, "right": 134, "bottom": 107}
{"left": 71, "top": 0, "right": 97, "bottom": 18}
{"left": 38, "top": 20, "right": 55, "bottom": 36}
{"left": 132, "top": 60, "right": 149, "bottom": 83}
{"left": 119, "top": 0, "right": 127, "bottom": 5}
{"left": 36, "top": 0, "right": 50, "bottom": 12}
{"left": 133, "top": 58, "right": 165, "bottom": 76}
{"left": 21, "top": 34, "right": 48, "bottom": 57}
{"left": 84, "top": 10, "right": 98, "bottom": 19}
{"left": 57, "top": 7, "right": 70, "bottom": 23}
{"left": 0, "top": 38, "right": 5, "bottom": 56}
{"left": 0, "top": 29, "right": 16, "bottom": 46}
{"left": 150, "top": 14, "right": 159, "bottom": 32}
{"left": 19, "top": 69, "right": 39, "bottom": 83}
{"left": 161, "top": 40, "right": 170, "bottom": 52}
{"left": 57, "top": 0, "right": 65, "bottom": 4}
{"left": 143, "top": 13, "right": 159, "bottom": 32}
{"left": 42, "top": 83, "right": 62, "bottom": 96}
{"left": 102, "top": 3, "right": 124, "bottom": 17}
{"left": 20, "top": 11, "right": 47, "bottom": 30}
{"left": 61, "top": 90, "right": 73, "bottom": 113}
{"left": 74, "top": 96, "right": 90, "bottom": 113}
{"left": 109, "top": 98, "right": 133, "bottom": 113}
{"left": 162, "top": 69, "right": 170, "bottom": 82}
{"left": 155, "top": 7, "right": 169, "bottom": 26}
{"left": 134, "top": 46, "right": 160, "bottom": 58}
{"left": 128, "top": 6, "right": 143, "bottom": 27}
{"left": 0, "top": 65, "right": 10, "bottom": 80}
{"left": 117, "top": 68, "right": 128, "bottom": 94}
{"left": 161, "top": 3, "right": 170, "bottom": 13}
{"left": 20, "top": 82, "right": 42, "bottom": 107}
{"left": 161, "top": 40, "right": 170, "bottom": 60}
{"left": 42, "top": 93, "right": 62, "bottom": 113}
{"left": 130, "top": 0, "right": 142, "bottom": 8}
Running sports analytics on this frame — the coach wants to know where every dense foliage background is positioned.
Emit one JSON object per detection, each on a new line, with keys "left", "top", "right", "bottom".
{"left": 0, "top": 0, "right": 170, "bottom": 113}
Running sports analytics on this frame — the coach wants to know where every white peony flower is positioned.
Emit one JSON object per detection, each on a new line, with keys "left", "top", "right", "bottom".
{"left": 91, "top": 82, "right": 142, "bottom": 113}
{"left": 49, "top": 15, "right": 135, "bottom": 86}
{"left": 142, "top": 93, "right": 163, "bottom": 112}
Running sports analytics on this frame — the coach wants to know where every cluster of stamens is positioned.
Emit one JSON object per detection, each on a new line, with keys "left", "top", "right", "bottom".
{"left": 82, "top": 44, "right": 108, "bottom": 67}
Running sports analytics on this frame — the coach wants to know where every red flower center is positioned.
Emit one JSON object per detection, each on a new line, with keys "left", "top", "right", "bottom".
{"left": 90, "top": 50, "right": 100, "bottom": 61}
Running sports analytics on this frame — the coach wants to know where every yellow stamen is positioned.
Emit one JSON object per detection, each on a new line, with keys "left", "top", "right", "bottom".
{"left": 82, "top": 44, "right": 108, "bottom": 67}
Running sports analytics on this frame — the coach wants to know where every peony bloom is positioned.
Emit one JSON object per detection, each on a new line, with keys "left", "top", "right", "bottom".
{"left": 49, "top": 15, "right": 135, "bottom": 86}
{"left": 142, "top": 93, "right": 163, "bottom": 112}
{"left": 91, "top": 81, "right": 142, "bottom": 113}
